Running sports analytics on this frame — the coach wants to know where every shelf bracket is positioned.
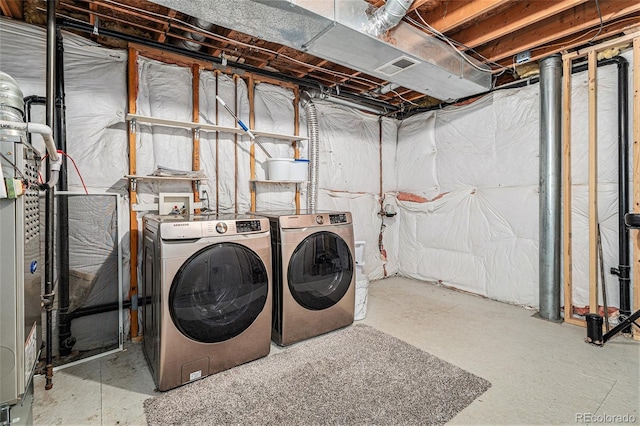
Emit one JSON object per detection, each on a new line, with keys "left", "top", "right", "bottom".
{"left": 195, "top": 179, "right": 201, "bottom": 191}
{"left": 194, "top": 128, "right": 200, "bottom": 140}
{"left": 129, "top": 118, "right": 137, "bottom": 134}
{"left": 129, "top": 177, "right": 138, "bottom": 192}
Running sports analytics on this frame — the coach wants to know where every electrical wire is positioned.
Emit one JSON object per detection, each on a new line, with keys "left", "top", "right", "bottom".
{"left": 589, "top": 0, "right": 604, "bottom": 44}
{"left": 40, "top": 151, "right": 88, "bottom": 194}
{"left": 0, "top": 151, "right": 26, "bottom": 180}
{"left": 408, "top": 12, "right": 514, "bottom": 75}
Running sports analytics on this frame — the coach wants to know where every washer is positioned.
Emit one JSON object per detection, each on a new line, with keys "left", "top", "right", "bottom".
{"left": 252, "top": 210, "right": 355, "bottom": 346}
{"left": 141, "top": 214, "right": 271, "bottom": 391}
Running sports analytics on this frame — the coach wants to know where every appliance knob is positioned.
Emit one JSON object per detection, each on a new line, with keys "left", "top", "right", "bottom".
{"left": 315, "top": 215, "right": 324, "bottom": 225}
{"left": 216, "top": 222, "right": 228, "bottom": 234}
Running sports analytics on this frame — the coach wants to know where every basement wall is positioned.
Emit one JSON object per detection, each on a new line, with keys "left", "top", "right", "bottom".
{"left": 0, "top": 18, "right": 634, "bottom": 333}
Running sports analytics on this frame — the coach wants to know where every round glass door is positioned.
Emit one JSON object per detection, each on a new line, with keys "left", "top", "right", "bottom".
{"left": 287, "top": 231, "right": 353, "bottom": 310}
{"left": 169, "top": 242, "right": 268, "bottom": 343}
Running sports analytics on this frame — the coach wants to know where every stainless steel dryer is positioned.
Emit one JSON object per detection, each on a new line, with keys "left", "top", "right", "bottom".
{"left": 141, "top": 214, "right": 271, "bottom": 391}
{"left": 252, "top": 210, "right": 355, "bottom": 346}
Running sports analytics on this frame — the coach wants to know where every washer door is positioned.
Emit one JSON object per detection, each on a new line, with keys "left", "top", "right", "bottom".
{"left": 169, "top": 242, "right": 268, "bottom": 343}
{"left": 287, "top": 231, "right": 353, "bottom": 310}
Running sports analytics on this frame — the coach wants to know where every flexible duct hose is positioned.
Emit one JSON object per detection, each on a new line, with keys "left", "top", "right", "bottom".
{"left": 300, "top": 91, "right": 323, "bottom": 212}
{"left": 364, "top": 0, "right": 414, "bottom": 37}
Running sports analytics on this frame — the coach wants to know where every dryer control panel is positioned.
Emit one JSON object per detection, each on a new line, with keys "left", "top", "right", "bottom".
{"left": 237, "top": 220, "right": 262, "bottom": 233}
{"left": 329, "top": 213, "right": 348, "bottom": 224}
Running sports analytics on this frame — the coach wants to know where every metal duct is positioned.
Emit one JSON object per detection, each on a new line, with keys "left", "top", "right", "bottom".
{"left": 300, "top": 91, "right": 322, "bottom": 212}
{"left": 538, "top": 54, "right": 562, "bottom": 321}
{"left": 364, "top": 0, "right": 413, "bottom": 37}
{"left": 148, "top": 0, "right": 492, "bottom": 102}
{"left": 175, "top": 18, "right": 214, "bottom": 52}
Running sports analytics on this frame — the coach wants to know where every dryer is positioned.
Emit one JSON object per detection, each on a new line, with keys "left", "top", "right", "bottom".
{"left": 252, "top": 210, "right": 355, "bottom": 346}
{"left": 141, "top": 214, "right": 271, "bottom": 391}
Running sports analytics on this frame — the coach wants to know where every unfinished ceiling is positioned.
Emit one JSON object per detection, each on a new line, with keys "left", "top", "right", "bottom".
{"left": 3, "top": 0, "right": 640, "bottom": 113}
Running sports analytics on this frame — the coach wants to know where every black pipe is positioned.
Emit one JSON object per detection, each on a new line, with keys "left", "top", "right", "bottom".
{"left": 608, "top": 57, "right": 631, "bottom": 332}
{"left": 44, "top": 0, "right": 56, "bottom": 392}
{"left": 57, "top": 18, "right": 399, "bottom": 114}
{"left": 55, "top": 27, "right": 74, "bottom": 356}
{"left": 68, "top": 296, "right": 151, "bottom": 320}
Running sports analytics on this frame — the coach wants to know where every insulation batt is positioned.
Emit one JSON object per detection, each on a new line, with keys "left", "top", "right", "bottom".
{"left": 0, "top": 18, "right": 633, "bottom": 320}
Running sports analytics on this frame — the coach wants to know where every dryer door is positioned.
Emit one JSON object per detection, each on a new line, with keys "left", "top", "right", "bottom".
{"left": 168, "top": 242, "right": 268, "bottom": 343}
{"left": 287, "top": 231, "right": 353, "bottom": 310}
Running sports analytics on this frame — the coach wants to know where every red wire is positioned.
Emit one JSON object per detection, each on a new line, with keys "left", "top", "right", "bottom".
{"left": 40, "top": 151, "right": 89, "bottom": 195}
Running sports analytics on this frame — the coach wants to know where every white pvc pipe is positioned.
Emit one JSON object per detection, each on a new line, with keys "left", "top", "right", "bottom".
{"left": 0, "top": 119, "right": 62, "bottom": 187}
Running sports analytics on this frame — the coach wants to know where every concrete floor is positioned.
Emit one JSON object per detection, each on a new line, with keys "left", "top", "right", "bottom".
{"left": 32, "top": 276, "right": 639, "bottom": 425}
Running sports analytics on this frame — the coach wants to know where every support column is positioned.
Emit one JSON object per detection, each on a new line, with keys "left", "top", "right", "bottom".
{"left": 539, "top": 54, "right": 562, "bottom": 321}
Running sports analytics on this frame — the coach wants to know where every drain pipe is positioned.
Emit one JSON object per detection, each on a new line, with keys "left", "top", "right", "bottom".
{"left": 364, "top": 0, "right": 414, "bottom": 37}
{"left": 539, "top": 54, "right": 562, "bottom": 321}
{"left": 609, "top": 56, "right": 631, "bottom": 332}
{"left": 55, "top": 27, "right": 75, "bottom": 357}
{"left": 44, "top": 0, "right": 56, "bottom": 391}
{"left": 300, "top": 90, "right": 324, "bottom": 212}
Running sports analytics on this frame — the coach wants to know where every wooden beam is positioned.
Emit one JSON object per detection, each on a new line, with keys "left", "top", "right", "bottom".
{"left": 451, "top": 0, "right": 589, "bottom": 49}
{"left": 157, "top": 9, "right": 177, "bottom": 43}
{"left": 633, "top": 36, "right": 640, "bottom": 340}
{"left": 476, "top": 0, "right": 640, "bottom": 63}
{"left": 562, "top": 57, "right": 574, "bottom": 323}
{"left": 294, "top": 87, "right": 301, "bottom": 212}
{"left": 191, "top": 64, "right": 201, "bottom": 213}
{"left": 526, "top": 20, "right": 640, "bottom": 64}
{"left": 248, "top": 75, "right": 256, "bottom": 211}
{"left": 127, "top": 47, "right": 141, "bottom": 341}
{"left": 414, "top": 0, "right": 511, "bottom": 34}
{"left": 0, "top": 0, "right": 23, "bottom": 19}
{"left": 588, "top": 50, "right": 598, "bottom": 315}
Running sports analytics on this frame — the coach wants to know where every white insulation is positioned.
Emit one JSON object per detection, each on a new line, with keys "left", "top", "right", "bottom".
{"left": 0, "top": 17, "right": 635, "bottom": 342}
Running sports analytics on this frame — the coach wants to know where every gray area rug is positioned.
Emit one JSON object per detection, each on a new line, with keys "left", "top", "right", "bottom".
{"left": 144, "top": 324, "right": 491, "bottom": 425}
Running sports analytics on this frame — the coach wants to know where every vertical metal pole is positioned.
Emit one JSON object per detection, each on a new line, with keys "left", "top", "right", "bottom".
{"left": 44, "top": 0, "right": 57, "bottom": 389}
{"left": 539, "top": 54, "right": 562, "bottom": 321}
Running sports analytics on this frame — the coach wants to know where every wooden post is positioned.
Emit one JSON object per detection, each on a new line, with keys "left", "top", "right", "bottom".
{"left": 633, "top": 37, "right": 640, "bottom": 340}
{"left": 248, "top": 76, "right": 256, "bottom": 211}
{"left": 127, "top": 47, "right": 141, "bottom": 341}
{"left": 588, "top": 50, "right": 598, "bottom": 314}
{"left": 191, "top": 64, "right": 201, "bottom": 214}
{"left": 294, "top": 87, "right": 301, "bottom": 212}
{"left": 215, "top": 71, "right": 220, "bottom": 215}
{"left": 562, "top": 57, "right": 579, "bottom": 324}
{"left": 234, "top": 75, "right": 239, "bottom": 214}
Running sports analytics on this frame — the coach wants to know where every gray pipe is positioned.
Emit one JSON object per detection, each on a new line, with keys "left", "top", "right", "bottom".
{"left": 300, "top": 91, "right": 323, "bottom": 212}
{"left": 364, "top": 0, "right": 414, "bottom": 37}
{"left": 539, "top": 54, "right": 562, "bottom": 321}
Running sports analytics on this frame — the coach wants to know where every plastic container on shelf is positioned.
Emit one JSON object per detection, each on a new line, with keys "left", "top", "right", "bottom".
{"left": 290, "top": 159, "right": 309, "bottom": 181}
{"left": 266, "top": 158, "right": 294, "bottom": 181}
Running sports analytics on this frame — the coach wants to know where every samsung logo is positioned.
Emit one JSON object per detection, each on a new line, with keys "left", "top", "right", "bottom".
{"left": 172, "top": 223, "right": 190, "bottom": 227}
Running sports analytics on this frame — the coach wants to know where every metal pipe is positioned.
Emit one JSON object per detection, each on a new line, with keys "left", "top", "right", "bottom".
{"left": 58, "top": 18, "right": 398, "bottom": 115}
{"left": 44, "top": 0, "right": 56, "bottom": 391}
{"left": 539, "top": 54, "right": 562, "bottom": 321}
{"left": 609, "top": 57, "right": 631, "bottom": 332}
{"left": 300, "top": 91, "right": 321, "bottom": 212}
{"left": 55, "top": 28, "right": 74, "bottom": 357}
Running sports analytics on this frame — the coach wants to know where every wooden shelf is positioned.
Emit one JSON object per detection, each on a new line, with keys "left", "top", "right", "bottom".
{"left": 125, "top": 174, "right": 206, "bottom": 191}
{"left": 250, "top": 180, "right": 309, "bottom": 184}
{"left": 127, "top": 113, "right": 308, "bottom": 142}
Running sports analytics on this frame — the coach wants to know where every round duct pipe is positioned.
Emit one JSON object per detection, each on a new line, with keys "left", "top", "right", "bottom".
{"left": 176, "top": 18, "right": 214, "bottom": 52}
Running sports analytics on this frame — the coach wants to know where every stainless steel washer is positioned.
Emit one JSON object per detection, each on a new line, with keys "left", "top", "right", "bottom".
{"left": 252, "top": 210, "right": 355, "bottom": 346}
{"left": 141, "top": 214, "right": 271, "bottom": 391}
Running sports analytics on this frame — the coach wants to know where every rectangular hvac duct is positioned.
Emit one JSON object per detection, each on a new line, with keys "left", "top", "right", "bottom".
{"left": 150, "top": 0, "right": 492, "bottom": 101}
